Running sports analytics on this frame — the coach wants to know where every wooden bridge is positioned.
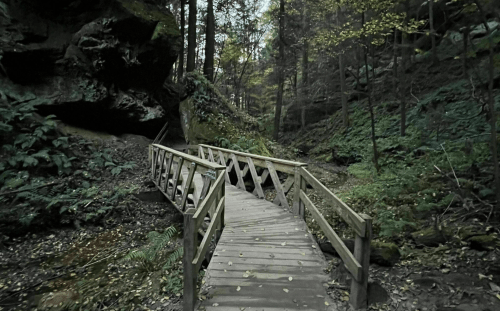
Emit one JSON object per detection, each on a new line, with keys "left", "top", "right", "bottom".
{"left": 149, "top": 143, "right": 372, "bottom": 310}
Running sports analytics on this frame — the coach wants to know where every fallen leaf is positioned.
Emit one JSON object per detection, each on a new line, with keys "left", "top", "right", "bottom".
{"left": 283, "top": 288, "right": 289, "bottom": 293}
{"left": 312, "top": 245, "right": 316, "bottom": 249}
{"left": 228, "top": 261, "right": 233, "bottom": 266}
{"left": 255, "top": 238, "right": 260, "bottom": 241}
{"left": 239, "top": 253, "right": 243, "bottom": 257}
{"left": 325, "top": 301, "right": 330, "bottom": 306}
{"left": 236, "top": 286, "right": 241, "bottom": 291}
{"left": 213, "top": 303, "right": 219, "bottom": 307}
{"left": 281, "top": 242, "right": 286, "bottom": 246}
{"left": 289, "top": 277, "right": 293, "bottom": 281}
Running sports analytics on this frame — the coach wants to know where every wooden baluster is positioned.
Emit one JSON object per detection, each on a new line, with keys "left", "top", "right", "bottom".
{"left": 208, "top": 148, "right": 215, "bottom": 162}
{"left": 171, "top": 157, "right": 184, "bottom": 200}
{"left": 252, "top": 169, "right": 269, "bottom": 196}
{"left": 350, "top": 214, "right": 372, "bottom": 310}
{"left": 151, "top": 147, "right": 157, "bottom": 180}
{"left": 241, "top": 164, "right": 249, "bottom": 178}
{"left": 180, "top": 162, "right": 197, "bottom": 211}
{"left": 273, "top": 175, "right": 294, "bottom": 205}
{"left": 218, "top": 151, "right": 230, "bottom": 183}
{"left": 247, "top": 157, "right": 264, "bottom": 199}
{"left": 163, "top": 153, "right": 174, "bottom": 193}
{"left": 230, "top": 153, "right": 245, "bottom": 190}
{"left": 266, "top": 161, "right": 290, "bottom": 209}
{"left": 183, "top": 208, "right": 197, "bottom": 311}
{"left": 156, "top": 150, "right": 166, "bottom": 186}
{"left": 215, "top": 169, "right": 225, "bottom": 242}
{"left": 198, "top": 146, "right": 205, "bottom": 160}
{"left": 293, "top": 167, "right": 306, "bottom": 218}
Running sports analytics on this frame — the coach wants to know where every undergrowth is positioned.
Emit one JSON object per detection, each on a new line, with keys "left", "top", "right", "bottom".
{"left": 310, "top": 79, "right": 499, "bottom": 238}
{"left": 0, "top": 99, "right": 137, "bottom": 235}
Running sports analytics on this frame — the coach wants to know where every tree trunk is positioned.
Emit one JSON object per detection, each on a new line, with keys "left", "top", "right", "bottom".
{"left": 273, "top": 0, "right": 285, "bottom": 141}
{"left": 429, "top": 0, "right": 437, "bottom": 64}
{"left": 393, "top": 28, "right": 398, "bottom": 100}
{"left": 337, "top": 9, "right": 348, "bottom": 127}
{"left": 475, "top": 0, "right": 500, "bottom": 211}
{"left": 463, "top": 27, "right": 469, "bottom": 78}
{"left": 203, "top": 0, "right": 215, "bottom": 81}
{"left": 186, "top": 0, "right": 197, "bottom": 73}
{"left": 301, "top": 2, "right": 309, "bottom": 129}
{"left": 362, "top": 13, "right": 380, "bottom": 173}
{"left": 178, "top": 0, "right": 185, "bottom": 80}
{"left": 400, "top": 0, "right": 410, "bottom": 137}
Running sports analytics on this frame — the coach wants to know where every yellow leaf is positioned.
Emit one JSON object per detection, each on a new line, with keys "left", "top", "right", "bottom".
{"left": 236, "top": 286, "right": 241, "bottom": 291}
{"left": 283, "top": 288, "right": 289, "bottom": 293}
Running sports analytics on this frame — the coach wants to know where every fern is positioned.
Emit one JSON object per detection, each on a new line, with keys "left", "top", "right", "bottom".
{"left": 121, "top": 226, "right": 181, "bottom": 272}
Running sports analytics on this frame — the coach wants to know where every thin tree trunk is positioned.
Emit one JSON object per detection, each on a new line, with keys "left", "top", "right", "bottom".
{"left": 338, "top": 9, "right": 348, "bottom": 127}
{"left": 362, "top": 13, "right": 380, "bottom": 173}
{"left": 393, "top": 28, "right": 398, "bottom": 100}
{"left": 475, "top": 0, "right": 500, "bottom": 210}
{"left": 430, "top": 0, "right": 437, "bottom": 64}
{"left": 178, "top": 0, "right": 185, "bottom": 80}
{"left": 273, "top": 0, "right": 285, "bottom": 141}
{"left": 203, "top": 0, "right": 215, "bottom": 81}
{"left": 186, "top": 0, "right": 197, "bottom": 73}
{"left": 301, "top": 2, "right": 309, "bottom": 129}
{"left": 463, "top": 27, "right": 469, "bottom": 78}
{"left": 400, "top": 0, "right": 410, "bottom": 137}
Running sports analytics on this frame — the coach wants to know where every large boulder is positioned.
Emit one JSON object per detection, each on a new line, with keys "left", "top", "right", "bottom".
{"left": 0, "top": 0, "right": 181, "bottom": 136}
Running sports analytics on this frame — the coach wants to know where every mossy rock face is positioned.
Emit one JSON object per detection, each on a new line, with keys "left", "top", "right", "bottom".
{"left": 370, "top": 241, "right": 401, "bottom": 266}
{"left": 179, "top": 97, "right": 227, "bottom": 144}
{"left": 468, "top": 234, "right": 498, "bottom": 251}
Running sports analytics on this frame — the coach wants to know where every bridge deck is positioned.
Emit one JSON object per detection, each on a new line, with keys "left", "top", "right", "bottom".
{"left": 199, "top": 184, "right": 334, "bottom": 310}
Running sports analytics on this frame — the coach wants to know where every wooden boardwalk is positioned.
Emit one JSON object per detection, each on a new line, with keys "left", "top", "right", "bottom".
{"left": 199, "top": 185, "right": 334, "bottom": 310}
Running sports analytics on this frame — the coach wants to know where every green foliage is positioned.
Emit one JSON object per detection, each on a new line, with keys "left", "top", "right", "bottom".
{"left": 215, "top": 135, "right": 258, "bottom": 153}
{"left": 122, "top": 226, "right": 182, "bottom": 272}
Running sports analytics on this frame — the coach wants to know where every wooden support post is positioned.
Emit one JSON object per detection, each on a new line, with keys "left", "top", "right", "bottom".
{"left": 183, "top": 208, "right": 197, "bottom": 311}
{"left": 151, "top": 147, "right": 157, "bottom": 180}
{"left": 266, "top": 161, "right": 290, "bottom": 209}
{"left": 215, "top": 169, "right": 225, "bottom": 242}
{"left": 181, "top": 162, "right": 197, "bottom": 211}
{"left": 171, "top": 158, "right": 184, "bottom": 200}
{"left": 273, "top": 175, "right": 294, "bottom": 205}
{"left": 156, "top": 150, "right": 166, "bottom": 186}
{"left": 247, "top": 157, "right": 264, "bottom": 199}
{"left": 231, "top": 153, "right": 245, "bottom": 190}
{"left": 218, "top": 151, "right": 230, "bottom": 183}
{"left": 198, "top": 146, "right": 205, "bottom": 159}
{"left": 350, "top": 214, "right": 372, "bottom": 310}
{"left": 293, "top": 167, "right": 306, "bottom": 217}
{"left": 208, "top": 148, "right": 215, "bottom": 162}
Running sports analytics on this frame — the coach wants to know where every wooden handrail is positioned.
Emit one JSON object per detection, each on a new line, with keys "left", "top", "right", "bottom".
{"left": 150, "top": 145, "right": 226, "bottom": 311}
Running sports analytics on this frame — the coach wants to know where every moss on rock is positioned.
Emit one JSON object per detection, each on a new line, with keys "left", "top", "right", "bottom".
{"left": 119, "top": 0, "right": 180, "bottom": 38}
{"left": 370, "top": 241, "right": 401, "bottom": 266}
{"left": 468, "top": 234, "right": 498, "bottom": 251}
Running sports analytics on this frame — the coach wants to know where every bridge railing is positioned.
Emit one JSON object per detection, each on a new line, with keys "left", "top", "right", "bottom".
{"left": 149, "top": 144, "right": 225, "bottom": 311}
{"left": 190, "top": 143, "right": 372, "bottom": 310}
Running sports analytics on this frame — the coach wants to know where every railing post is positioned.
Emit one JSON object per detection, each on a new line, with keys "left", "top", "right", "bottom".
{"left": 183, "top": 208, "right": 197, "bottom": 311}
{"left": 293, "top": 167, "right": 306, "bottom": 219}
{"left": 350, "top": 214, "right": 372, "bottom": 310}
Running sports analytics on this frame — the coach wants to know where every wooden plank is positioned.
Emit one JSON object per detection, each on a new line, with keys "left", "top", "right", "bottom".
{"left": 156, "top": 150, "right": 166, "bottom": 186}
{"left": 152, "top": 144, "right": 223, "bottom": 170}
{"left": 293, "top": 167, "right": 306, "bottom": 218}
{"left": 199, "top": 144, "right": 307, "bottom": 169}
{"left": 231, "top": 153, "right": 245, "bottom": 190}
{"left": 180, "top": 162, "right": 197, "bottom": 211}
{"left": 273, "top": 175, "right": 294, "bottom": 205}
{"left": 193, "top": 197, "right": 225, "bottom": 271}
{"left": 247, "top": 157, "right": 264, "bottom": 199}
{"left": 199, "top": 145, "right": 206, "bottom": 160}
{"left": 266, "top": 161, "right": 290, "bottom": 209}
{"left": 299, "top": 167, "right": 366, "bottom": 237}
{"left": 299, "top": 190, "right": 362, "bottom": 282}
{"left": 163, "top": 153, "right": 174, "bottom": 193}
{"left": 350, "top": 214, "right": 372, "bottom": 310}
{"left": 208, "top": 148, "right": 215, "bottom": 162}
{"left": 171, "top": 158, "right": 184, "bottom": 200}
{"left": 183, "top": 208, "right": 197, "bottom": 311}
{"left": 218, "top": 151, "right": 230, "bottom": 183}
{"left": 193, "top": 173, "right": 225, "bottom": 229}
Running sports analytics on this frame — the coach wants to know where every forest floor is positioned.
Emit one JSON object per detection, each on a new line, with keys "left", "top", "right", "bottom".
{"left": 300, "top": 161, "right": 500, "bottom": 311}
{"left": 0, "top": 134, "right": 185, "bottom": 311}
{"left": 1, "top": 131, "right": 499, "bottom": 311}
